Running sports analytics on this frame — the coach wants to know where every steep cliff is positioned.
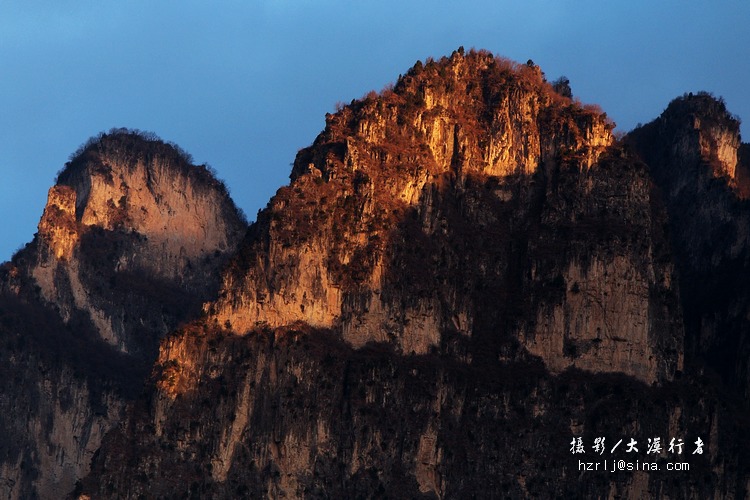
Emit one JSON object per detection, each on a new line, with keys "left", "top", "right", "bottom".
{"left": 629, "top": 93, "right": 750, "bottom": 398}
{"left": 23, "top": 130, "right": 247, "bottom": 356}
{"left": 0, "top": 130, "right": 247, "bottom": 499}
{"left": 209, "top": 50, "right": 680, "bottom": 384}
{"left": 84, "top": 326, "right": 747, "bottom": 499}
{"left": 76, "top": 51, "right": 750, "bottom": 499}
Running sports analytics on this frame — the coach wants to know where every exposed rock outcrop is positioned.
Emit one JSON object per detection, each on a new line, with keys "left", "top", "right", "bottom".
{"left": 84, "top": 326, "right": 746, "bottom": 499}
{"left": 37, "top": 186, "right": 79, "bottom": 260}
{"left": 208, "top": 50, "right": 679, "bottom": 384}
{"left": 27, "top": 131, "right": 248, "bottom": 356}
{"left": 78, "top": 51, "right": 750, "bottom": 499}
{"left": 3, "top": 51, "right": 750, "bottom": 499}
{"left": 0, "top": 130, "right": 247, "bottom": 499}
{"left": 629, "top": 92, "right": 750, "bottom": 398}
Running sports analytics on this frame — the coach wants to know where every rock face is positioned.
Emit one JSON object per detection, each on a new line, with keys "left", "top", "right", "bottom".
{"left": 79, "top": 51, "right": 749, "bottom": 498}
{"left": 3, "top": 51, "right": 750, "bottom": 499}
{"left": 28, "top": 131, "right": 247, "bottom": 356}
{"left": 629, "top": 93, "right": 750, "bottom": 398}
{"left": 84, "top": 328, "right": 743, "bottom": 499}
{"left": 0, "top": 130, "right": 246, "bottom": 499}
{"left": 209, "top": 51, "right": 680, "bottom": 384}
{"left": 0, "top": 295, "right": 135, "bottom": 500}
{"left": 38, "top": 185, "right": 79, "bottom": 260}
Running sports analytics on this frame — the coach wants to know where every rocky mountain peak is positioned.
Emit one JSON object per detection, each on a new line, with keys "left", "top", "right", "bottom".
{"left": 79, "top": 62, "right": 750, "bottom": 495}
{"left": 7, "top": 128, "right": 248, "bottom": 356}
{"left": 0, "top": 130, "right": 249, "bottom": 498}
{"left": 293, "top": 49, "right": 613, "bottom": 185}
{"left": 206, "top": 51, "right": 679, "bottom": 386}
{"left": 628, "top": 93, "right": 750, "bottom": 399}
{"left": 639, "top": 92, "right": 742, "bottom": 187}
{"left": 53, "top": 129, "right": 244, "bottom": 267}
{"left": 3, "top": 51, "right": 749, "bottom": 499}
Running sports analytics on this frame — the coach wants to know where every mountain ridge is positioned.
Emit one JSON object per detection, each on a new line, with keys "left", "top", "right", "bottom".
{"left": 80, "top": 50, "right": 748, "bottom": 498}
{"left": 1, "top": 50, "right": 749, "bottom": 498}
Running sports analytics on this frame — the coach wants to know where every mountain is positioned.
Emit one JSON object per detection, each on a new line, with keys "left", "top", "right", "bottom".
{"left": 207, "top": 51, "right": 678, "bottom": 384}
{"left": 2, "top": 49, "right": 749, "bottom": 498}
{"left": 0, "top": 130, "right": 246, "bottom": 498}
{"left": 629, "top": 93, "right": 750, "bottom": 397}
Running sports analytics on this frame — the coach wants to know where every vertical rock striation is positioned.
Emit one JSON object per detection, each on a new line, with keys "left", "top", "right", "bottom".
{"left": 37, "top": 186, "right": 79, "bottom": 260}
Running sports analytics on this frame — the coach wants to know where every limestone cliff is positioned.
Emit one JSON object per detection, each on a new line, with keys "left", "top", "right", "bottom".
{"left": 3, "top": 51, "right": 749, "bottom": 499}
{"left": 0, "top": 130, "right": 246, "bottom": 499}
{"left": 25, "top": 130, "right": 247, "bottom": 356}
{"left": 0, "top": 294, "right": 135, "bottom": 500}
{"left": 37, "top": 185, "right": 79, "bottom": 260}
{"left": 209, "top": 50, "right": 679, "bottom": 384}
{"left": 78, "top": 51, "right": 750, "bottom": 499}
{"left": 84, "top": 327, "right": 746, "bottom": 498}
{"left": 629, "top": 92, "right": 750, "bottom": 398}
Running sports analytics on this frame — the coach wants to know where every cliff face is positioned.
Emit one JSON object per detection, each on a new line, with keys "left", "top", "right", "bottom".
{"left": 0, "top": 295, "right": 134, "bottom": 500}
{"left": 24, "top": 131, "right": 247, "bottom": 355}
{"left": 629, "top": 93, "right": 750, "bottom": 397}
{"left": 209, "top": 51, "right": 679, "bottom": 385}
{"left": 84, "top": 328, "right": 744, "bottom": 499}
{"left": 4, "top": 52, "right": 750, "bottom": 499}
{"left": 0, "top": 130, "right": 247, "bottom": 499}
{"left": 76, "top": 51, "right": 750, "bottom": 500}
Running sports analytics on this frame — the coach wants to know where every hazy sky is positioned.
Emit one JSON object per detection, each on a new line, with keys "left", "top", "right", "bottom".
{"left": 2, "top": 1, "right": 749, "bottom": 261}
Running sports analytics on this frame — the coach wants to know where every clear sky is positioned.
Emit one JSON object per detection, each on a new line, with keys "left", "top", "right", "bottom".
{"left": 2, "top": 1, "right": 749, "bottom": 261}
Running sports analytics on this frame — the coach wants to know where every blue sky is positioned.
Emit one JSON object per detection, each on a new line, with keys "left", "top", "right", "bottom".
{"left": 2, "top": 1, "right": 749, "bottom": 261}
